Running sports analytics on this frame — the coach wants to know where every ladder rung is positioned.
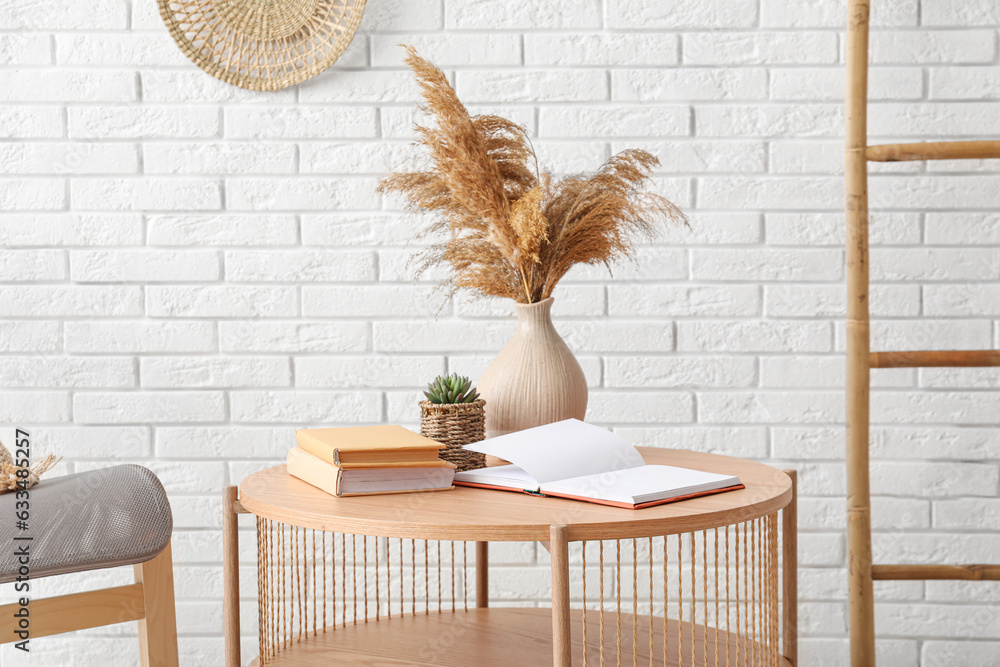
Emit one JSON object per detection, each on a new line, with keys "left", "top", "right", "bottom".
{"left": 866, "top": 140, "right": 1000, "bottom": 162}
{"left": 873, "top": 564, "right": 1000, "bottom": 581}
{"left": 870, "top": 350, "right": 1000, "bottom": 369}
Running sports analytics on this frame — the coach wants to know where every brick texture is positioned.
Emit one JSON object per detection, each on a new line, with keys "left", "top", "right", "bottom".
{"left": 1, "top": 1, "right": 999, "bottom": 664}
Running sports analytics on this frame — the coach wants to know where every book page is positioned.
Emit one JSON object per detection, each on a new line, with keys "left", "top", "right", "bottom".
{"left": 539, "top": 465, "right": 740, "bottom": 504}
{"left": 464, "top": 419, "right": 645, "bottom": 484}
{"left": 453, "top": 464, "right": 539, "bottom": 490}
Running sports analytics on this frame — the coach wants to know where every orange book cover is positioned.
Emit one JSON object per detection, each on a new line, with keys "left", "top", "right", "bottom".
{"left": 296, "top": 425, "right": 444, "bottom": 465}
{"left": 287, "top": 447, "right": 454, "bottom": 497}
{"left": 453, "top": 480, "right": 745, "bottom": 510}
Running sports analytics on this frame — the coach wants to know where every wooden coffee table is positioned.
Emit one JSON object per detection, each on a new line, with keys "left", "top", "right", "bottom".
{"left": 224, "top": 448, "right": 797, "bottom": 666}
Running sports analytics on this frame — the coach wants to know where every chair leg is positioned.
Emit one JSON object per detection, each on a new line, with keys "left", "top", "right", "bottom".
{"left": 135, "top": 543, "right": 180, "bottom": 667}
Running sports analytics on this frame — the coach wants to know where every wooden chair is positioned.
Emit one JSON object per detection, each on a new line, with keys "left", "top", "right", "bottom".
{"left": 844, "top": 1, "right": 1000, "bottom": 664}
{"left": 0, "top": 465, "right": 179, "bottom": 666}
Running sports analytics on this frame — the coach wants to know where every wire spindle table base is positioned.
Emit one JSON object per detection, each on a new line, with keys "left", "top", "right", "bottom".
{"left": 253, "top": 514, "right": 785, "bottom": 666}
{"left": 256, "top": 521, "right": 473, "bottom": 663}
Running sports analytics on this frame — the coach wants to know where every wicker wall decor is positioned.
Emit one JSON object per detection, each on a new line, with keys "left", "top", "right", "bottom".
{"left": 419, "top": 399, "right": 487, "bottom": 472}
{"left": 157, "top": 0, "right": 367, "bottom": 91}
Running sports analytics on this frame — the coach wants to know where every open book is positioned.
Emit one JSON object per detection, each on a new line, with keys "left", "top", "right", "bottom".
{"left": 454, "top": 419, "right": 743, "bottom": 509}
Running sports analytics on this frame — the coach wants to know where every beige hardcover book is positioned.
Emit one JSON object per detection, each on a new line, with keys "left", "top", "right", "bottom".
{"left": 296, "top": 425, "right": 445, "bottom": 466}
{"left": 286, "top": 447, "right": 455, "bottom": 497}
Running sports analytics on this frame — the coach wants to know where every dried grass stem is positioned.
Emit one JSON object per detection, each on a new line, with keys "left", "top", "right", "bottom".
{"left": 378, "top": 47, "right": 688, "bottom": 304}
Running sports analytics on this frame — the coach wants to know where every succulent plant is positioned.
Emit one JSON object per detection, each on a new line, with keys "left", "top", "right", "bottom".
{"left": 424, "top": 373, "right": 480, "bottom": 404}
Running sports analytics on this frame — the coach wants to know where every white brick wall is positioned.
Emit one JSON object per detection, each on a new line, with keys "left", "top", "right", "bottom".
{"left": 1, "top": 0, "right": 999, "bottom": 664}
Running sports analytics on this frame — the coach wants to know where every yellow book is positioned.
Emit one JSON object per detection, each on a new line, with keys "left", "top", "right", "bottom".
{"left": 286, "top": 447, "right": 455, "bottom": 497}
{"left": 296, "top": 425, "right": 445, "bottom": 466}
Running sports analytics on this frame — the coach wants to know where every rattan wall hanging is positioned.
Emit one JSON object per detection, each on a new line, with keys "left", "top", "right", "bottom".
{"left": 157, "top": 0, "right": 367, "bottom": 91}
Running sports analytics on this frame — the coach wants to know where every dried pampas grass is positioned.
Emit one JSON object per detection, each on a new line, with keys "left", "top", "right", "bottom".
{"left": 0, "top": 441, "right": 60, "bottom": 493}
{"left": 379, "top": 46, "right": 688, "bottom": 304}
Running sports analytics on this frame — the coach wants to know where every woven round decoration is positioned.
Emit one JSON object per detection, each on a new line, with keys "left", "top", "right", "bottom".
{"left": 157, "top": 0, "right": 366, "bottom": 91}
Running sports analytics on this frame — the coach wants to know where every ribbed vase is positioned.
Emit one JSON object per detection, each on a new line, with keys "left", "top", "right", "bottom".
{"left": 476, "top": 297, "right": 588, "bottom": 439}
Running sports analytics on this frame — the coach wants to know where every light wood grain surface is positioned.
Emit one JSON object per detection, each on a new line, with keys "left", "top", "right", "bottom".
{"left": 866, "top": 139, "right": 1000, "bottom": 162}
{"left": 0, "top": 584, "right": 144, "bottom": 642}
{"left": 245, "top": 607, "right": 787, "bottom": 667}
{"left": 845, "top": 1, "right": 877, "bottom": 665}
{"left": 239, "top": 448, "right": 792, "bottom": 541}
{"left": 222, "top": 487, "right": 241, "bottom": 667}
{"left": 869, "top": 349, "right": 1000, "bottom": 368}
{"left": 134, "top": 544, "right": 179, "bottom": 667}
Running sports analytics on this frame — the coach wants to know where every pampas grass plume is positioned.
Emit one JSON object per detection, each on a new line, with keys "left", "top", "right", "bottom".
{"left": 379, "top": 47, "right": 688, "bottom": 304}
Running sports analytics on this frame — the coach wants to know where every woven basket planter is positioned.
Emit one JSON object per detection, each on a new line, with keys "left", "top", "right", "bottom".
{"left": 419, "top": 399, "right": 486, "bottom": 472}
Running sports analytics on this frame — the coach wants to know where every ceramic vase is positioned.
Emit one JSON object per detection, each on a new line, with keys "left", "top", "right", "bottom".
{"left": 476, "top": 297, "right": 588, "bottom": 439}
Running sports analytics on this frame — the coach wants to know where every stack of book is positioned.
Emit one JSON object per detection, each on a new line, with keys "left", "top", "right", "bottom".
{"left": 287, "top": 425, "right": 456, "bottom": 497}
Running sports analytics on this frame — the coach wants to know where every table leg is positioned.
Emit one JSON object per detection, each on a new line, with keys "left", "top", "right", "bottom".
{"left": 550, "top": 525, "right": 570, "bottom": 667}
{"left": 223, "top": 486, "right": 241, "bottom": 667}
{"left": 476, "top": 541, "right": 489, "bottom": 608}
{"left": 782, "top": 470, "right": 798, "bottom": 666}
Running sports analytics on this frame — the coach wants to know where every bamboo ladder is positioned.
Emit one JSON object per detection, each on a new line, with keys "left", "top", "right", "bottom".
{"left": 844, "top": 2, "right": 1000, "bottom": 665}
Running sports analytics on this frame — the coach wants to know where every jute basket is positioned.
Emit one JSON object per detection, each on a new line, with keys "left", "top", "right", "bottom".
{"left": 157, "top": 0, "right": 367, "bottom": 92}
{"left": 419, "top": 399, "right": 486, "bottom": 472}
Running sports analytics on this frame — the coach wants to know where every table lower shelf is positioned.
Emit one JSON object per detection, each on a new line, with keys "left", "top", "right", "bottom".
{"left": 249, "top": 607, "right": 788, "bottom": 667}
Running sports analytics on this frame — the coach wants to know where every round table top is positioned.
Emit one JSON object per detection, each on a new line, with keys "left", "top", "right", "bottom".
{"left": 239, "top": 447, "right": 792, "bottom": 541}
